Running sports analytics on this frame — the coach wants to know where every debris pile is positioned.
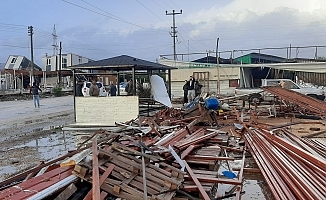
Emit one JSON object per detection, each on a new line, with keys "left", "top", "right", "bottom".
{"left": 0, "top": 87, "right": 325, "bottom": 199}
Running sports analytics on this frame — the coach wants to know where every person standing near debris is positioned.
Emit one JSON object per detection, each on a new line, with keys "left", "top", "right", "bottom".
{"left": 89, "top": 79, "right": 99, "bottom": 96}
{"left": 30, "top": 82, "right": 42, "bottom": 108}
{"left": 110, "top": 83, "right": 117, "bottom": 96}
{"left": 183, "top": 80, "right": 189, "bottom": 105}
{"left": 126, "top": 79, "right": 133, "bottom": 95}
{"left": 195, "top": 80, "right": 203, "bottom": 97}
{"left": 187, "top": 75, "right": 196, "bottom": 102}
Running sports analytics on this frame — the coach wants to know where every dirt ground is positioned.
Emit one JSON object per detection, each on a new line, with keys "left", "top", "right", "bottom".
{"left": 0, "top": 95, "right": 75, "bottom": 181}
{"left": 0, "top": 111, "right": 75, "bottom": 181}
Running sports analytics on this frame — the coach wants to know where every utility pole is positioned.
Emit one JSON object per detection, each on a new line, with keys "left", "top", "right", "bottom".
{"left": 28, "top": 26, "right": 34, "bottom": 84}
{"left": 216, "top": 38, "right": 220, "bottom": 95}
{"left": 59, "top": 41, "right": 62, "bottom": 87}
{"left": 166, "top": 10, "right": 182, "bottom": 60}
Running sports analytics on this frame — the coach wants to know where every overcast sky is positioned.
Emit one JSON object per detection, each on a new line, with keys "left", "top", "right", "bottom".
{"left": 1, "top": 0, "right": 326, "bottom": 65}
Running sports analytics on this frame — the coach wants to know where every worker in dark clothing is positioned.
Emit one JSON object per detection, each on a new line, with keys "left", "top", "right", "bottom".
{"left": 187, "top": 76, "right": 196, "bottom": 102}
{"left": 110, "top": 83, "right": 117, "bottom": 96}
{"left": 76, "top": 81, "right": 83, "bottom": 96}
{"left": 183, "top": 80, "right": 189, "bottom": 105}
{"left": 195, "top": 81, "right": 203, "bottom": 97}
{"left": 126, "top": 79, "right": 133, "bottom": 95}
{"left": 30, "top": 82, "right": 42, "bottom": 108}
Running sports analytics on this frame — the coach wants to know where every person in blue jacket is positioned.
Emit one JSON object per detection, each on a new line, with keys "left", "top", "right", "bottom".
{"left": 30, "top": 82, "right": 42, "bottom": 108}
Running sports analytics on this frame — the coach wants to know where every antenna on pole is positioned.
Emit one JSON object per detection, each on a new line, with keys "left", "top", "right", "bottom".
{"left": 52, "top": 24, "right": 58, "bottom": 56}
{"left": 166, "top": 10, "right": 182, "bottom": 60}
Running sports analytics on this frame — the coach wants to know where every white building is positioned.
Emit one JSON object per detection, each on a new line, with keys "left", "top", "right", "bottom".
{"left": 42, "top": 53, "right": 92, "bottom": 71}
{"left": 4, "top": 55, "right": 41, "bottom": 71}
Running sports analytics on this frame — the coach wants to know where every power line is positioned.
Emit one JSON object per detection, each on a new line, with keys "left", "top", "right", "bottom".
{"left": 136, "top": 0, "right": 170, "bottom": 27}
{"left": 62, "top": 0, "right": 166, "bottom": 35}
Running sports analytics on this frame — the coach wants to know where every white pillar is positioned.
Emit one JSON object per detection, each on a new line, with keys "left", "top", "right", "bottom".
{"left": 14, "top": 69, "right": 16, "bottom": 89}
{"left": 21, "top": 73, "right": 23, "bottom": 91}
{"left": 5, "top": 73, "right": 7, "bottom": 89}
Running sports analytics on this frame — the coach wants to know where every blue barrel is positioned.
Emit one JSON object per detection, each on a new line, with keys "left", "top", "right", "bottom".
{"left": 205, "top": 98, "right": 219, "bottom": 110}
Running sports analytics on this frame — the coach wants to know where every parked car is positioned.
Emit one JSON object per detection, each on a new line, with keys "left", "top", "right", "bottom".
{"left": 119, "top": 82, "right": 128, "bottom": 95}
{"left": 234, "top": 79, "right": 325, "bottom": 105}
{"left": 82, "top": 82, "right": 107, "bottom": 96}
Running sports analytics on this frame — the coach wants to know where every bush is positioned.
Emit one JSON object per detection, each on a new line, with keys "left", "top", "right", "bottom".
{"left": 53, "top": 86, "right": 62, "bottom": 97}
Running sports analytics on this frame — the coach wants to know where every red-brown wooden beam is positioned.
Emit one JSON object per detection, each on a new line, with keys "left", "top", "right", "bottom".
{"left": 23, "top": 161, "right": 45, "bottom": 182}
{"left": 92, "top": 138, "right": 100, "bottom": 200}
{"left": 183, "top": 160, "right": 211, "bottom": 200}
{"left": 184, "top": 176, "right": 242, "bottom": 185}
{"left": 83, "top": 164, "right": 115, "bottom": 200}
{"left": 180, "top": 145, "right": 200, "bottom": 159}
{"left": 186, "top": 155, "right": 235, "bottom": 161}
{"left": 235, "top": 146, "right": 246, "bottom": 200}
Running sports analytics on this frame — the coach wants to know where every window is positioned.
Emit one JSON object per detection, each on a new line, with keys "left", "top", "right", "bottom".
{"left": 11, "top": 57, "right": 17, "bottom": 63}
{"left": 79, "top": 57, "right": 82, "bottom": 64}
{"left": 62, "top": 57, "right": 67, "bottom": 68}
{"left": 47, "top": 58, "right": 51, "bottom": 65}
{"left": 284, "top": 81, "right": 299, "bottom": 89}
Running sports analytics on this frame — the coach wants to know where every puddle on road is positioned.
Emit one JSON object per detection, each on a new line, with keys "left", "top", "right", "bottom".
{"left": 0, "top": 166, "right": 17, "bottom": 175}
{"left": 13, "top": 131, "right": 76, "bottom": 159}
{"left": 0, "top": 131, "right": 76, "bottom": 181}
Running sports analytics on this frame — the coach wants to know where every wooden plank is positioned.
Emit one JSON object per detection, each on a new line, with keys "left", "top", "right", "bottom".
{"left": 232, "top": 168, "right": 261, "bottom": 173}
{"left": 100, "top": 150, "right": 182, "bottom": 186}
{"left": 105, "top": 178, "right": 144, "bottom": 198}
{"left": 23, "top": 161, "right": 44, "bottom": 181}
{"left": 213, "top": 144, "right": 243, "bottom": 152}
{"left": 101, "top": 183, "right": 143, "bottom": 200}
{"left": 110, "top": 170, "right": 161, "bottom": 194}
{"left": 181, "top": 145, "right": 197, "bottom": 159}
{"left": 83, "top": 164, "right": 115, "bottom": 200}
{"left": 61, "top": 149, "right": 92, "bottom": 167}
{"left": 2, "top": 169, "right": 73, "bottom": 199}
{"left": 304, "top": 130, "right": 326, "bottom": 138}
{"left": 100, "top": 191, "right": 108, "bottom": 200}
{"left": 182, "top": 185, "right": 213, "bottom": 192}
{"left": 106, "top": 163, "right": 162, "bottom": 193}
{"left": 184, "top": 176, "right": 242, "bottom": 185}
{"left": 145, "top": 119, "right": 162, "bottom": 137}
{"left": 183, "top": 160, "right": 210, "bottom": 200}
{"left": 183, "top": 181, "right": 214, "bottom": 187}
{"left": 92, "top": 138, "right": 100, "bottom": 200}
{"left": 74, "top": 165, "right": 88, "bottom": 178}
{"left": 0, "top": 166, "right": 73, "bottom": 199}
{"left": 186, "top": 155, "right": 235, "bottom": 161}
{"left": 54, "top": 183, "right": 77, "bottom": 200}
{"left": 185, "top": 160, "right": 216, "bottom": 165}
{"left": 191, "top": 169, "right": 218, "bottom": 176}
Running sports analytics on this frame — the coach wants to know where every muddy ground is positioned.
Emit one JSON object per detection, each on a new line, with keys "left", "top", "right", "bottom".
{"left": 0, "top": 95, "right": 75, "bottom": 181}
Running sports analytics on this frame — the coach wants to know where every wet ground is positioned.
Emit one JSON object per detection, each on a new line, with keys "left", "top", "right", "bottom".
{"left": 0, "top": 95, "right": 75, "bottom": 181}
